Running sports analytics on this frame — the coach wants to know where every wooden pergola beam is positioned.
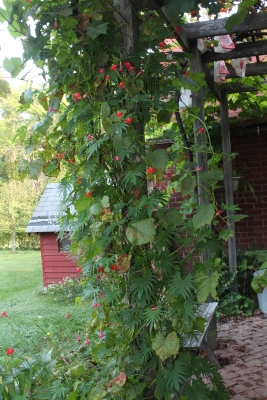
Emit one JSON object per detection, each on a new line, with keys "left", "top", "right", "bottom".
{"left": 202, "top": 40, "right": 267, "bottom": 62}
{"left": 184, "top": 13, "right": 267, "bottom": 39}
{"left": 226, "top": 85, "right": 257, "bottom": 94}
{"left": 226, "top": 62, "right": 267, "bottom": 78}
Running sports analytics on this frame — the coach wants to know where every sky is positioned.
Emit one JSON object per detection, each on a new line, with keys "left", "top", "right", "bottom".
{"left": 0, "top": 6, "right": 43, "bottom": 89}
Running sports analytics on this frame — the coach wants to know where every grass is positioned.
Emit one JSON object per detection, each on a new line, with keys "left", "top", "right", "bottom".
{"left": 0, "top": 250, "right": 91, "bottom": 355}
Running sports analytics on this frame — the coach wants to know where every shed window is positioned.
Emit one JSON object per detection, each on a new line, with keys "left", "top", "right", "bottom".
{"left": 59, "top": 236, "right": 71, "bottom": 252}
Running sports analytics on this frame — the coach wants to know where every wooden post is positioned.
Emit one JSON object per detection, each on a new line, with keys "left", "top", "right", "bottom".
{"left": 190, "top": 40, "right": 210, "bottom": 268}
{"left": 113, "top": 0, "right": 139, "bottom": 55}
{"left": 220, "top": 88, "right": 238, "bottom": 292}
{"left": 190, "top": 40, "right": 209, "bottom": 206}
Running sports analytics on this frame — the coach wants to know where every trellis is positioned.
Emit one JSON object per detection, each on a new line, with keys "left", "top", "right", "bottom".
{"left": 179, "top": 13, "right": 267, "bottom": 289}
{"left": 115, "top": 1, "right": 267, "bottom": 288}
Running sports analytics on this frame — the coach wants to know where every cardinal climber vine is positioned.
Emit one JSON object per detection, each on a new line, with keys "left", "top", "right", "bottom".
{"left": 0, "top": 0, "right": 257, "bottom": 398}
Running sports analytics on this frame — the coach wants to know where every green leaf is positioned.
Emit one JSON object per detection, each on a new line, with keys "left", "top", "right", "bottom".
{"left": 251, "top": 270, "right": 267, "bottom": 294}
{"left": 86, "top": 21, "right": 109, "bottom": 40}
{"left": 146, "top": 149, "right": 169, "bottom": 173}
{"left": 32, "top": 117, "right": 53, "bottom": 135}
{"left": 50, "top": 3, "right": 73, "bottom": 16}
{"left": 181, "top": 175, "right": 196, "bottom": 197}
{"left": 224, "top": 8, "right": 248, "bottom": 32}
{"left": 102, "top": 117, "right": 112, "bottom": 133}
{"left": 23, "top": 86, "right": 33, "bottom": 103}
{"left": 28, "top": 159, "right": 43, "bottom": 179}
{"left": 74, "top": 199, "right": 92, "bottom": 212}
{"left": 113, "top": 134, "right": 131, "bottom": 150}
{"left": 90, "top": 204, "right": 102, "bottom": 215}
{"left": 200, "top": 167, "right": 224, "bottom": 184}
{"left": 156, "top": 207, "right": 182, "bottom": 228}
{"left": 219, "top": 228, "right": 233, "bottom": 241}
{"left": 261, "top": 262, "right": 267, "bottom": 270}
{"left": 192, "top": 204, "right": 214, "bottom": 230}
{"left": 195, "top": 271, "right": 219, "bottom": 303}
{"left": 225, "top": 214, "right": 247, "bottom": 222}
{"left": 164, "top": 0, "right": 194, "bottom": 20}
{"left": 126, "top": 218, "right": 156, "bottom": 246}
{"left": 3, "top": 57, "right": 21, "bottom": 77}
{"left": 69, "top": 364, "right": 86, "bottom": 379}
{"left": 101, "top": 196, "right": 110, "bottom": 208}
{"left": 101, "top": 102, "right": 110, "bottom": 118}
{"left": 38, "top": 92, "right": 48, "bottom": 111}
{"left": 193, "top": 316, "right": 206, "bottom": 333}
{"left": 168, "top": 272, "right": 194, "bottom": 300}
{"left": 157, "top": 109, "right": 172, "bottom": 123}
{"left": 67, "top": 390, "right": 79, "bottom": 400}
{"left": 152, "top": 332, "right": 180, "bottom": 361}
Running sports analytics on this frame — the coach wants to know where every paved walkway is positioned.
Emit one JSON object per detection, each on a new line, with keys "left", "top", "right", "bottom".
{"left": 215, "top": 314, "right": 267, "bottom": 399}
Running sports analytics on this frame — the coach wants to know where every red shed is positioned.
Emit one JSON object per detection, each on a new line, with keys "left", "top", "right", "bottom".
{"left": 26, "top": 183, "right": 78, "bottom": 286}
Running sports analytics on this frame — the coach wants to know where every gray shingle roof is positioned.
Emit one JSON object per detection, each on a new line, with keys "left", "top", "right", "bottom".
{"left": 26, "top": 183, "right": 62, "bottom": 233}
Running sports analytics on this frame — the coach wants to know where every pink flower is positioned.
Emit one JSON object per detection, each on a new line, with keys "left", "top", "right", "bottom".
{"left": 105, "top": 75, "right": 110, "bottom": 81}
{"left": 76, "top": 267, "right": 82, "bottom": 273}
{"left": 215, "top": 209, "right": 222, "bottom": 217}
{"left": 93, "top": 303, "right": 99, "bottom": 308}
{"left": 116, "top": 111, "right": 123, "bottom": 118}
{"left": 73, "top": 92, "right": 82, "bottom": 102}
{"left": 98, "top": 267, "right": 104, "bottom": 273}
{"left": 76, "top": 331, "right": 81, "bottom": 342}
{"left": 49, "top": 107, "right": 58, "bottom": 113}
{"left": 6, "top": 348, "right": 14, "bottom": 355}
{"left": 185, "top": 154, "right": 189, "bottom": 159}
{"left": 175, "top": 26, "right": 181, "bottom": 32}
{"left": 195, "top": 167, "right": 204, "bottom": 171}
{"left": 147, "top": 167, "right": 155, "bottom": 174}
{"left": 151, "top": 306, "right": 157, "bottom": 310}
{"left": 197, "top": 127, "right": 205, "bottom": 134}
{"left": 54, "top": 19, "right": 58, "bottom": 29}
{"left": 64, "top": 311, "right": 70, "bottom": 319}
{"left": 87, "top": 134, "right": 94, "bottom": 139}
{"left": 68, "top": 158, "right": 75, "bottom": 164}
{"left": 84, "top": 336, "right": 89, "bottom": 345}
{"left": 111, "top": 265, "right": 118, "bottom": 271}
{"left": 99, "top": 68, "right": 104, "bottom": 73}
{"left": 124, "top": 61, "right": 131, "bottom": 68}
{"left": 115, "top": 155, "right": 120, "bottom": 161}
{"left": 158, "top": 41, "right": 165, "bottom": 48}
{"left": 110, "top": 64, "right": 118, "bottom": 71}
{"left": 1, "top": 311, "right": 7, "bottom": 317}
{"left": 86, "top": 191, "right": 92, "bottom": 197}
{"left": 118, "top": 82, "right": 126, "bottom": 89}
{"left": 125, "top": 117, "right": 133, "bottom": 125}
{"left": 128, "top": 66, "right": 135, "bottom": 72}
{"left": 99, "top": 329, "right": 104, "bottom": 338}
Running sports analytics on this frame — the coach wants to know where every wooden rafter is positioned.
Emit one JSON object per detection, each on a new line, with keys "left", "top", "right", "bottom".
{"left": 184, "top": 13, "right": 267, "bottom": 40}
{"left": 202, "top": 40, "right": 267, "bottom": 62}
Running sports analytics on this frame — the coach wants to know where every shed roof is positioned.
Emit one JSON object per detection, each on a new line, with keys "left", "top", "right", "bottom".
{"left": 26, "top": 183, "right": 62, "bottom": 233}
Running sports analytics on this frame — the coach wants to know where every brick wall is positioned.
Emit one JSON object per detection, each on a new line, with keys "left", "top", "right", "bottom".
{"left": 231, "top": 133, "right": 267, "bottom": 250}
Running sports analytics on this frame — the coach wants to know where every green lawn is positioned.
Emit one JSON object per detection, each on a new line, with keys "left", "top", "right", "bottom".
{"left": 0, "top": 251, "right": 90, "bottom": 355}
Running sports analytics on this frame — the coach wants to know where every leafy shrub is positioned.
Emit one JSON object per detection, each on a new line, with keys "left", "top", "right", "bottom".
{"left": 41, "top": 277, "right": 83, "bottom": 303}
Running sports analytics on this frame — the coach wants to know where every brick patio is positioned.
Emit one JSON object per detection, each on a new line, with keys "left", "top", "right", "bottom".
{"left": 216, "top": 314, "right": 267, "bottom": 399}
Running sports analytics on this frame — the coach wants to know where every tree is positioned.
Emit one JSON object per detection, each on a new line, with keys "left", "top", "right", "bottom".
{"left": 0, "top": 178, "right": 45, "bottom": 252}
{"left": 0, "top": 0, "right": 262, "bottom": 398}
